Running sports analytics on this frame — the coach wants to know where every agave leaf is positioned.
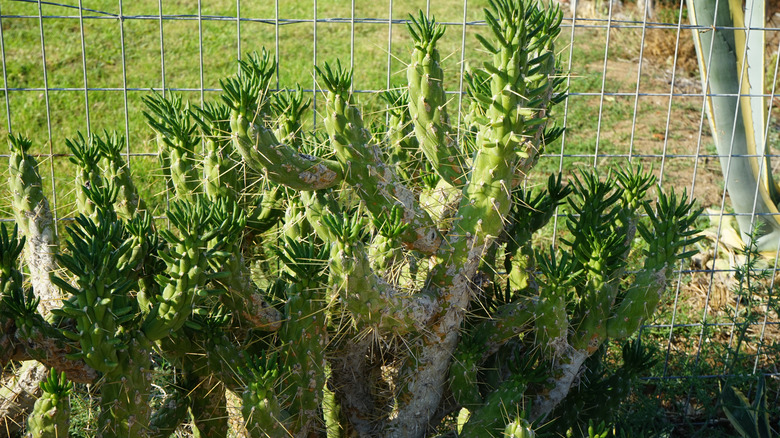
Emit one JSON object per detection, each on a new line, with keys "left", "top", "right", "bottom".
{"left": 687, "top": 0, "right": 780, "bottom": 252}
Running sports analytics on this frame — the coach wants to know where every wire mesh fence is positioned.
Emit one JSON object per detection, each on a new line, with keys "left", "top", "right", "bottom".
{"left": 0, "top": 0, "right": 778, "bottom": 432}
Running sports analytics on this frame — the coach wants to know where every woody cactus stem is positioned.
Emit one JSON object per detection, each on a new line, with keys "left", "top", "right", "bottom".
{"left": 0, "top": 225, "right": 97, "bottom": 384}
{"left": 4, "top": 134, "right": 62, "bottom": 436}
{"left": 387, "top": 3, "right": 564, "bottom": 435}
{"left": 8, "top": 134, "right": 60, "bottom": 317}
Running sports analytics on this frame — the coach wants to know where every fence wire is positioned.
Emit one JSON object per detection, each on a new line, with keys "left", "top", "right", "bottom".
{"left": 1, "top": 0, "right": 779, "bottom": 426}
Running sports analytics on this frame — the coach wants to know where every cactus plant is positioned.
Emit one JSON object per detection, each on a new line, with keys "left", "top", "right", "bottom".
{"left": 0, "top": 1, "right": 702, "bottom": 437}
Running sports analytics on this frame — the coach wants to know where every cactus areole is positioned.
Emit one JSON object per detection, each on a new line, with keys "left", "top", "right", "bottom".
{"left": 0, "top": 1, "right": 701, "bottom": 437}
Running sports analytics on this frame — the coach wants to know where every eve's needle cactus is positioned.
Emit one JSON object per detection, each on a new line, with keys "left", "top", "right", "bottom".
{"left": 0, "top": 1, "right": 703, "bottom": 436}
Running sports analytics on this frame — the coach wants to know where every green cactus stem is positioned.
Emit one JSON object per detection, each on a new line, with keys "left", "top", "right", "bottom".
{"left": 277, "top": 238, "right": 329, "bottom": 435}
{"left": 221, "top": 52, "right": 344, "bottom": 192}
{"left": 318, "top": 62, "right": 442, "bottom": 254}
{"left": 406, "top": 13, "right": 465, "bottom": 187}
{"left": 0, "top": 223, "right": 24, "bottom": 301}
{"left": 606, "top": 191, "right": 703, "bottom": 338}
{"left": 504, "top": 173, "right": 571, "bottom": 294}
{"left": 97, "top": 334, "right": 154, "bottom": 438}
{"left": 0, "top": 225, "right": 46, "bottom": 437}
{"left": 192, "top": 101, "right": 240, "bottom": 205}
{"left": 531, "top": 190, "right": 701, "bottom": 421}
{"left": 281, "top": 196, "right": 311, "bottom": 242}
{"left": 218, "top": 252, "right": 283, "bottom": 331}
{"left": 148, "top": 384, "right": 190, "bottom": 437}
{"left": 503, "top": 418, "right": 535, "bottom": 438}
{"left": 468, "top": 0, "right": 564, "bottom": 181}
{"left": 66, "top": 132, "right": 103, "bottom": 219}
{"left": 95, "top": 130, "right": 147, "bottom": 221}
{"left": 50, "top": 209, "right": 135, "bottom": 374}
{"left": 458, "top": 373, "right": 527, "bottom": 438}
{"left": 540, "top": 340, "right": 657, "bottom": 436}
{"left": 144, "top": 92, "right": 201, "bottom": 201}
{"left": 188, "top": 374, "right": 229, "bottom": 438}
{"left": 323, "top": 378, "right": 341, "bottom": 438}
{"left": 368, "top": 206, "right": 409, "bottom": 285}
{"left": 241, "top": 353, "right": 289, "bottom": 437}
{"left": 245, "top": 184, "right": 284, "bottom": 233}
{"left": 142, "top": 198, "right": 245, "bottom": 341}
{"left": 0, "top": 1, "right": 708, "bottom": 435}
{"left": 43, "top": 187, "right": 156, "bottom": 437}
{"left": 323, "top": 212, "right": 437, "bottom": 332}
{"left": 533, "top": 249, "right": 576, "bottom": 357}
{"left": 449, "top": 336, "right": 484, "bottom": 408}
{"left": 379, "top": 88, "right": 421, "bottom": 184}
{"left": 565, "top": 172, "right": 629, "bottom": 353}
{"left": 271, "top": 87, "right": 310, "bottom": 150}
{"left": 192, "top": 102, "right": 283, "bottom": 331}
{"left": 26, "top": 369, "right": 72, "bottom": 438}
